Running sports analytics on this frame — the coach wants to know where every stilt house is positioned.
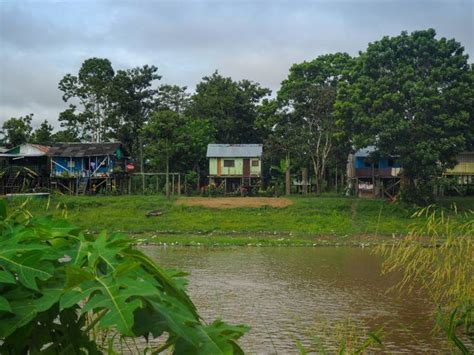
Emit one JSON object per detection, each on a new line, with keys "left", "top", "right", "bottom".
{"left": 0, "top": 144, "right": 50, "bottom": 194}
{"left": 347, "top": 146, "right": 402, "bottom": 199}
{"left": 207, "top": 144, "right": 263, "bottom": 193}
{"left": 443, "top": 152, "right": 474, "bottom": 187}
{"left": 48, "top": 142, "right": 128, "bottom": 194}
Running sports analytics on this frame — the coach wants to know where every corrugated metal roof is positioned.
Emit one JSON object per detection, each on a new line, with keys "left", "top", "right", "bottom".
{"left": 206, "top": 144, "right": 263, "bottom": 158}
{"left": 48, "top": 142, "right": 123, "bottom": 157}
{"left": 5, "top": 143, "right": 50, "bottom": 156}
{"left": 30, "top": 144, "right": 50, "bottom": 153}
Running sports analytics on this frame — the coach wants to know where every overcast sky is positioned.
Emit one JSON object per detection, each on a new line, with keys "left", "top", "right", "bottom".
{"left": 1, "top": 0, "right": 473, "bottom": 129}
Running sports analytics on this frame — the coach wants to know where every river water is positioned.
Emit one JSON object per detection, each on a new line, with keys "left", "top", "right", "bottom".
{"left": 141, "top": 246, "right": 448, "bottom": 354}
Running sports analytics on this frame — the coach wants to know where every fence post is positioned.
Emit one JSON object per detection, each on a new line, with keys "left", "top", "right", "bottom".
{"left": 172, "top": 174, "right": 175, "bottom": 196}
{"left": 178, "top": 174, "right": 181, "bottom": 196}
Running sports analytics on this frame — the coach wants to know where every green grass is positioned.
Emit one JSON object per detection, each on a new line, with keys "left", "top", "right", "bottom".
{"left": 9, "top": 194, "right": 473, "bottom": 246}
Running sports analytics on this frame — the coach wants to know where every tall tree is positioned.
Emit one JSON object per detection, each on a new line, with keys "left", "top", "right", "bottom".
{"left": 142, "top": 110, "right": 214, "bottom": 194}
{"left": 335, "top": 29, "right": 473, "bottom": 203}
{"left": 50, "top": 129, "right": 80, "bottom": 143}
{"left": 178, "top": 117, "right": 215, "bottom": 189}
{"left": 142, "top": 110, "right": 186, "bottom": 197}
{"left": 0, "top": 114, "right": 33, "bottom": 147}
{"left": 106, "top": 65, "right": 160, "bottom": 157}
{"left": 278, "top": 53, "right": 354, "bottom": 194}
{"left": 257, "top": 98, "right": 303, "bottom": 194}
{"left": 31, "top": 120, "right": 53, "bottom": 145}
{"left": 186, "top": 71, "right": 271, "bottom": 143}
{"left": 58, "top": 58, "right": 115, "bottom": 142}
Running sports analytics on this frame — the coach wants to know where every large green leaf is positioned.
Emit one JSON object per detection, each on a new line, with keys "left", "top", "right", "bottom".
{"left": 0, "top": 249, "right": 54, "bottom": 290}
{"left": 123, "top": 248, "right": 198, "bottom": 318}
{"left": 0, "top": 296, "right": 12, "bottom": 313}
{"left": 0, "top": 269, "right": 16, "bottom": 284}
{"left": 0, "top": 287, "right": 62, "bottom": 338}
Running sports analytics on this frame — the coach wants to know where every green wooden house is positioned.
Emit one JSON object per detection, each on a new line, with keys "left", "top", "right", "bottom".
{"left": 207, "top": 144, "right": 263, "bottom": 193}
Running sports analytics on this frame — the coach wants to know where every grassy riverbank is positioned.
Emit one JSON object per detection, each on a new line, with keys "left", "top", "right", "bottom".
{"left": 9, "top": 194, "right": 473, "bottom": 246}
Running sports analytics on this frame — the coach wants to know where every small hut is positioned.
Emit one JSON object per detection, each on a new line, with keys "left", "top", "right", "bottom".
{"left": 0, "top": 144, "right": 50, "bottom": 194}
{"left": 207, "top": 144, "right": 263, "bottom": 193}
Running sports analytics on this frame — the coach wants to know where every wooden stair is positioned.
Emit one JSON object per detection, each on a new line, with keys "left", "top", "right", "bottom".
{"left": 77, "top": 177, "right": 89, "bottom": 195}
{"left": 5, "top": 171, "right": 21, "bottom": 194}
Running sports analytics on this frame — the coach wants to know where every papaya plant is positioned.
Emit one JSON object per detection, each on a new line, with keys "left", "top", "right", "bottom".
{"left": 0, "top": 200, "right": 248, "bottom": 354}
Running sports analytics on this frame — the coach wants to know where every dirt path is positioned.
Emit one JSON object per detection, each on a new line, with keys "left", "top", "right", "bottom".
{"left": 175, "top": 197, "right": 293, "bottom": 209}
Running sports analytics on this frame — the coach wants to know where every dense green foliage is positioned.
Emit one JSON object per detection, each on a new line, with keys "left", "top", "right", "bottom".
{"left": 30, "top": 120, "right": 54, "bottom": 145}
{"left": 186, "top": 71, "right": 271, "bottom": 144}
{"left": 0, "top": 114, "right": 33, "bottom": 147}
{"left": 0, "top": 200, "right": 248, "bottom": 353}
{"left": 58, "top": 58, "right": 161, "bottom": 157}
{"left": 142, "top": 110, "right": 214, "bottom": 192}
{"left": 335, "top": 29, "right": 474, "bottom": 203}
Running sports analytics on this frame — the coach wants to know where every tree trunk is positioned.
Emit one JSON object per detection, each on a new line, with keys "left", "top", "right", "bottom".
{"left": 311, "top": 158, "right": 322, "bottom": 195}
{"left": 285, "top": 153, "right": 291, "bottom": 195}
{"left": 196, "top": 164, "right": 200, "bottom": 191}
{"left": 302, "top": 168, "right": 308, "bottom": 195}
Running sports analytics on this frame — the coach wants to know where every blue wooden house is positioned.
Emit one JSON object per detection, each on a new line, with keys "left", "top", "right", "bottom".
{"left": 347, "top": 146, "right": 402, "bottom": 199}
{"left": 48, "top": 142, "right": 128, "bottom": 194}
{"left": 48, "top": 142, "right": 126, "bottom": 177}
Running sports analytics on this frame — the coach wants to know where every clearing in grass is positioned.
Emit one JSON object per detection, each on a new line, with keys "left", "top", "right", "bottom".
{"left": 175, "top": 197, "right": 293, "bottom": 208}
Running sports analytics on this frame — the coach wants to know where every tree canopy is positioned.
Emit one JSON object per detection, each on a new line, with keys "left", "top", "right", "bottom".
{"left": 335, "top": 29, "right": 473, "bottom": 202}
{"left": 186, "top": 71, "right": 271, "bottom": 144}
{"left": 0, "top": 114, "right": 33, "bottom": 148}
{"left": 30, "top": 120, "right": 54, "bottom": 145}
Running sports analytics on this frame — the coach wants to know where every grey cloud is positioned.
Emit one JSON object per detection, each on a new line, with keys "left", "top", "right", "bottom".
{"left": 0, "top": 0, "right": 472, "bottom": 129}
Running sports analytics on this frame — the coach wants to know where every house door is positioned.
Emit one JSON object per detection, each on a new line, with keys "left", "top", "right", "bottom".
{"left": 217, "top": 158, "right": 222, "bottom": 176}
{"left": 243, "top": 159, "right": 250, "bottom": 177}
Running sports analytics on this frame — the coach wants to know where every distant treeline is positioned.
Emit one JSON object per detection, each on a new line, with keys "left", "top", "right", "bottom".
{"left": 1, "top": 29, "right": 473, "bottom": 203}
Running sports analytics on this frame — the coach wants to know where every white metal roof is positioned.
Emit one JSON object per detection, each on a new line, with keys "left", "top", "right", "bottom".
{"left": 3, "top": 143, "right": 50, "bottom": 157}
{"left": 354, "top": 146, "right": 376, "bottom": 157}
{"left": 206, "top": 144, "right": 263, "bottom": 158}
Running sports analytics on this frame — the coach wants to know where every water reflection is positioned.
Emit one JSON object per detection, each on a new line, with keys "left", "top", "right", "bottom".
{"left": 141, "top": 246, "right": 447, "bottom": 354}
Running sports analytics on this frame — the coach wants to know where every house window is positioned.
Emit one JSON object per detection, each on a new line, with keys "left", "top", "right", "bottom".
{"left": 388, "top": 158, "right": 399, "bottom": 167}
{"left": 251, "top": 160, "right": 259, "bottom": 167}
{"left": 223, "top": 159, "right": 235, "bottom": 168}
{"left": 363, "top": 159, "right": 378, "bottom": 168}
